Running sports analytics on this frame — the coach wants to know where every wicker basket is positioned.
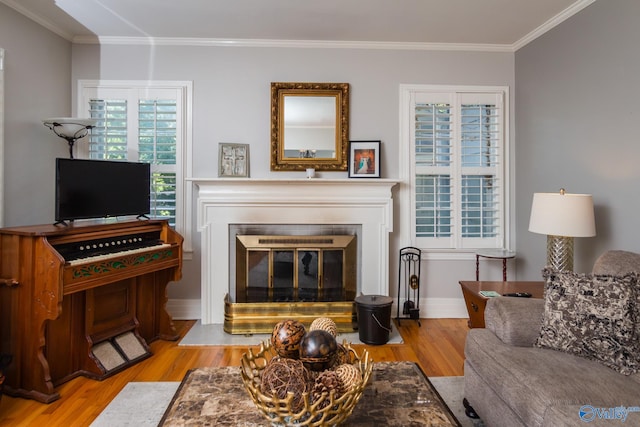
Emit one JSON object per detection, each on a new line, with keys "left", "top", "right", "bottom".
{"left": 240, "top": 340, "right": 372, "bottom": 426}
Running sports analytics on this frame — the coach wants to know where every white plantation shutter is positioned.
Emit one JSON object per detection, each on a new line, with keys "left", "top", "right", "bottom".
{"left": 150, "top": 172, "right": 177, "bottom": 222}
{"left": 138, "top": 99, "right": 177, "bottom": 222}
{"left": 81, "top": 85, "right": 183, "bottom": 227}
{"left": 414, "top": 100, "right": 453, "bottom": 242}
{"left": 460, "top": 100, "right": 501, "bottom": 242}
{"left": 89, "top": 99, "right": 128, "bottom": 159}
{"left": 409, "top": 88, "right": 507, "bottom": 250}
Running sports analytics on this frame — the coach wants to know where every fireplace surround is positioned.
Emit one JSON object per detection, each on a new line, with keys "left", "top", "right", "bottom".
{"left": 191, "top": 179, "right": 399, "bottom": 327}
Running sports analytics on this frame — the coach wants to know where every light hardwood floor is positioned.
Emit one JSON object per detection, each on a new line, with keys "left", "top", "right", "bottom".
{"left": 0, "top": 318, "right": 470, "bottom": 427}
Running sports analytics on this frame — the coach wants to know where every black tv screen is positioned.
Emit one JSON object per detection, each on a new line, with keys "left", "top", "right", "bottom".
{"left": 55, "top": 158, "right": 151, "bottom": 222}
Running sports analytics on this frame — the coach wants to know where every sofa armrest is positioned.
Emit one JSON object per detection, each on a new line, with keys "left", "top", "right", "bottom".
{"left": 484, "top": 297, "right": 544, "bottom": 347}
{"left": 592, "top": 250, "right": 640, "bottom": 275}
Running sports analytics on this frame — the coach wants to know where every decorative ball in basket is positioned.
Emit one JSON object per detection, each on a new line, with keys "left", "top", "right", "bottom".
{"left": 240, "top": 318, "right": 373, "bottom": 426}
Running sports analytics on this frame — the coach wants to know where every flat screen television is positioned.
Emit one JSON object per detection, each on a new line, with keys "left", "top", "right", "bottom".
{"left": 55, "top": 158, "right": 151, "bottom": 223}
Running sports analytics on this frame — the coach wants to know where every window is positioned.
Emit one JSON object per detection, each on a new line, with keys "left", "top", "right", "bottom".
{"left": 400, "top": 85, "right": 509, "bottom": 251}
{"left": 78, "top": 81, "right": 192, "bottom": 251}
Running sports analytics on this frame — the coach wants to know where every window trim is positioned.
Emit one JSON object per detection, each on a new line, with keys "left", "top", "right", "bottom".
{"left": 399, "top": 84, "right": 511, "bottom": 257}
{"left": 76, "top": 79, "right": 193, "bottom": 256}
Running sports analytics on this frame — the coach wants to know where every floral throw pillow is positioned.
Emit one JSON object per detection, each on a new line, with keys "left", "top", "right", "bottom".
{"left": 535, "top": 268, "right": 640, "bottom": 375}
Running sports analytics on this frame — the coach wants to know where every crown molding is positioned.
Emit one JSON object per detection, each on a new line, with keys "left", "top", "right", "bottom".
{"left": 70, "top": 0, "right": 599, "bottom": 53}
{"left": 72, "top": 35, "right": 515, "bottom": 52}
{"left": 512, "top": 0, "right": 597, "bottom": 51}
{"left": 5, "top": 0, "right": 597, "bottom": 53}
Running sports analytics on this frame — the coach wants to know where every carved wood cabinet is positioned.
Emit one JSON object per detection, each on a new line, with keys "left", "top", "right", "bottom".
{"left": 0, "top": 219, "right": 182, "bottom": 403}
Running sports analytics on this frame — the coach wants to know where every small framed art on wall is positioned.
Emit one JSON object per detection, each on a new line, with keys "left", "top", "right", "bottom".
{"left": 348, "top": 140, "right": 380, "bottom": 178}
{"left": 219, "top": 143, "right": 250, "bottom": 177}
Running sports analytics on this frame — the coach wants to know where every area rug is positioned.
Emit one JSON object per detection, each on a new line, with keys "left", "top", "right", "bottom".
{"left": 90, "top": 382, "right": 180, "bottom": 427}
{"left": 91, "top": 372, "right": 484, "bottom": 427}
{"left": 179, "top": 320, "right": 403, "bottom": 346}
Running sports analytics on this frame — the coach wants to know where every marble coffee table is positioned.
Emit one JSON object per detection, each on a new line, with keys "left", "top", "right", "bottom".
{"left": 159, "top": 361, "right": 460, "bottom": 426}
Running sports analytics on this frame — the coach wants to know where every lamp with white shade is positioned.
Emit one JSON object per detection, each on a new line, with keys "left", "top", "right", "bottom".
{"left": 43, "top": 118, "right": 96, "bottom": 159}
{"left": 528, "top": 189, "right": 596, "bottom": 272}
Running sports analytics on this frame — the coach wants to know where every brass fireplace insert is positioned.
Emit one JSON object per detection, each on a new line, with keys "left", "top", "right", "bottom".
{"left": 225, "top": 235, "right": 357, "bottom": 334}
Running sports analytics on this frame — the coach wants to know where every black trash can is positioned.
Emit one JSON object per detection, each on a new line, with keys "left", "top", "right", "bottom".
{"left": 355, "top": 294, "right": 394, "bottom": 345}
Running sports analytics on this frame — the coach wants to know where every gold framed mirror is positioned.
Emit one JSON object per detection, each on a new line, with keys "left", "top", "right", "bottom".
{"left": 271, "top": 82, "right": 349, "bottom": 171}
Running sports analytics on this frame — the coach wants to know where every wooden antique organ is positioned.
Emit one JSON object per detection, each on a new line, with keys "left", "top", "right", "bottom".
{"left": 0, "top": 219, "right": 183, "bottom": 403}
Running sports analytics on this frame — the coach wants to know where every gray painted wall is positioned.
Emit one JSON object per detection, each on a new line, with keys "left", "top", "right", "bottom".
{"left": 0, "top": 3, "right": 72, "bottom": 227}
{"left": 15, "top": 1, "right": 638, "bottom": 311}
{"left": 70, "top": 44, "right": 515, "bottom": 302}
{"left": 515, "top": 0, "right": 640, "bottom": 279}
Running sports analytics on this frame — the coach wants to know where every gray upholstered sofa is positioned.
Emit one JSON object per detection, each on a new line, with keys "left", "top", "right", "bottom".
{"left": 463, "top": 250, "right": 640, "bottom": 427}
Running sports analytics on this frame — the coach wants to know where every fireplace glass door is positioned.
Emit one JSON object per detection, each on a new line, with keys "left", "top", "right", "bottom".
{"left": 297, "top": 250, "right": 319, "bottom": 300}
{"left": 273, "top": 250, "right": 294, "bottom": 300}
{"left": 236, "top": 235, "right": 356, "bottom": 303}
{"left": 246, "top": 250, "right": 269, "bottom": 302}
{"left": 322, "top": 250, "right": 344, "bottom": 299}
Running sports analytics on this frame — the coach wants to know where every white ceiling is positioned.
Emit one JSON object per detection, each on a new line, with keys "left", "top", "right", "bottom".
{"left": 1, "top": 0, "right": 596, "bottom": 50}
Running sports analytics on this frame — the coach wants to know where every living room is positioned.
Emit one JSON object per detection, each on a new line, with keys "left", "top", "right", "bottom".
{"left": 4, "top": 0, "right": 636, "bottom": 319}
{"left": 0, "top": 0, "right": 639, "bottom": 425}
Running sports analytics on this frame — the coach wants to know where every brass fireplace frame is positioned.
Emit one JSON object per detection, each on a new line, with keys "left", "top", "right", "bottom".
{"left": 223, "top": 295, "right": 357, "bottom": 334}
{"left": 225, "top": 235, "right": 358, "bottom": 334}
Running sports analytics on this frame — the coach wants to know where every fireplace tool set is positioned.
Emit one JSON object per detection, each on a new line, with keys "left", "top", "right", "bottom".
{"left": 396, "top": 246, "right": 422, "bottom": 326}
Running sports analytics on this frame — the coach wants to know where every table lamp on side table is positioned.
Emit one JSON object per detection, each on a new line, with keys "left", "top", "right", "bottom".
{"left": 528, "top": 189, "right": 596, "bottom": 272}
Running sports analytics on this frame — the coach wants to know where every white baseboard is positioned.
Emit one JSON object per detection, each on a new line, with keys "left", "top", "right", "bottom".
{"left": 392, "top": 297, "right": 468, "bottom": 319}
{"left": 166, "top": 297, "right": 469, "bottom": 321}
{"left": 420, "top": 297, "right": 469, "bottom": 318}
{"left": 166, "top": 299, "right": 201, "bottom": 320}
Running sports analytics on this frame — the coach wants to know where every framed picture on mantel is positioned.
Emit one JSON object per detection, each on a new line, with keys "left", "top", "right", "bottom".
{"left": 218, "top": 143, "right": 250, "bottom": 178}
{"left": 348, "top": 140, "right": 380, "bottom": 178}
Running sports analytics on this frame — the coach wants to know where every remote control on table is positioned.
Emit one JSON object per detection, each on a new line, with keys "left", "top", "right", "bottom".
{"left": 502, "top": 292, "right": 532, "bottom": 298}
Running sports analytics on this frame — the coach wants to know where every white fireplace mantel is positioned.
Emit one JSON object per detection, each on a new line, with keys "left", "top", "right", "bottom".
{"left": 189, "top": 178, "right": 399, "bottom": 324}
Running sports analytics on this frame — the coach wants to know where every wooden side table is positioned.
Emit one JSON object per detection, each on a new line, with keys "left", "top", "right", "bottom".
{"left": 475, "top": 249, "right": 516, "bottom": 281}
{"left": 459, "top": 281, "right": 544, "bottom": 328}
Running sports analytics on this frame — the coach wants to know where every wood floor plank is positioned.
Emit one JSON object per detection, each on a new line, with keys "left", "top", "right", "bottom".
{"left": 0, "top": 318, "right": 469, "bottom": 427}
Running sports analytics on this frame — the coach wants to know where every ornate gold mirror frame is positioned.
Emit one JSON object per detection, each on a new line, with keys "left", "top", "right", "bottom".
{"left": 271, "top": 82, "right": 349, "bottom": 171}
